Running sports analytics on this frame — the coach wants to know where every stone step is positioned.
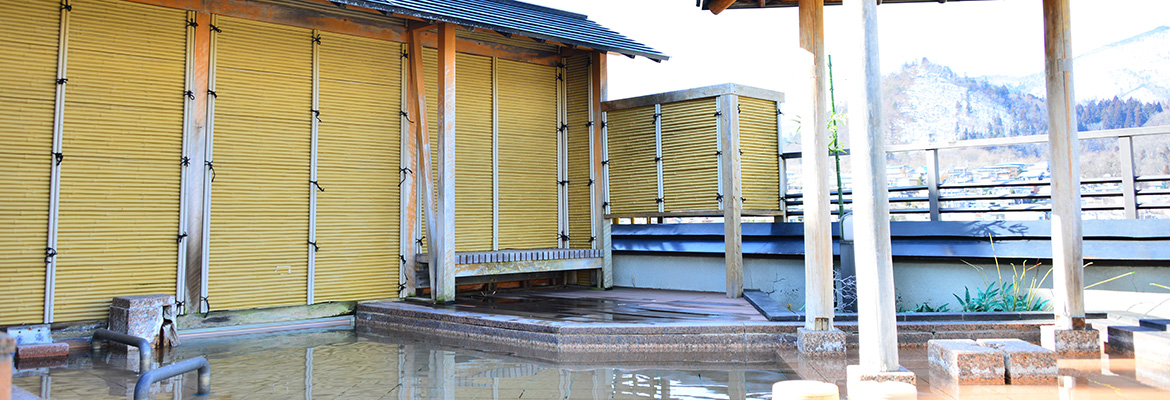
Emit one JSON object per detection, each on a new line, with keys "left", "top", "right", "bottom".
{"left": 1108, "top": 324, "right": 1167, "bottom": 354}
{"left": 1107, "top": 311, "right": 1170, "bottom": 330}
{"left": 1140, "top": 318, "right": 1170, "bottom": 331}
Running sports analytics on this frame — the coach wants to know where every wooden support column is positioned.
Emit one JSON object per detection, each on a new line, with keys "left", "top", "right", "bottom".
{"left": 591, "top": 51, "right": 613, "bottom": 289}
{"left": 185, "top": 11, "right": 211, "bottom": 313}
{"left": 407, "top": 26, "right": 440, "bottom": 302}
{"left": 800, "top": 0, "right": 834, "bottom": 331}
{"left": 1043, "top": 0, "right": 1086, "bottom": 330}
{"left": 719, "top": 94, "right": 743, "bottom": 298}
{"left": 400, "top": 42, "right": 418, "bottom": 297}
{"left": 847, "top": 0, "right": 900, "bottom": 372}
{"left": 435, "top": 22, "right": 457, "bottom": 303}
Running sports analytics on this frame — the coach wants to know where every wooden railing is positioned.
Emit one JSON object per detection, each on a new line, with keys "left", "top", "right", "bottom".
{"left": 780, "top": 125, "right": 1170, "bottom": 221}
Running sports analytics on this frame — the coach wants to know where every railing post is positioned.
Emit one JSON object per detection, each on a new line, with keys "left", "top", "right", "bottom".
{"left": 927, "top": 148, "right": 941, "bottom": 221}
{"left": 779, "top": 156, "right": 788, "bottom": 221}
{"left": 1119, "top": 136, "right": 1138, "bottom": 219}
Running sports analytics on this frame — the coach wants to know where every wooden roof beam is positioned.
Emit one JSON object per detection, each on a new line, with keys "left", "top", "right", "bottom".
{"left": 709, "top": 0, "right": 739, "bottom": 14}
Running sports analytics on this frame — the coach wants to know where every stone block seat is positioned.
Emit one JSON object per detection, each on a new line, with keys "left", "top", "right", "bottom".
{"left": 976, "top": 338, "right": 1057, "bottom": 383}
{"left": 927, "top": 339, "right": 1005, "bottom": 384}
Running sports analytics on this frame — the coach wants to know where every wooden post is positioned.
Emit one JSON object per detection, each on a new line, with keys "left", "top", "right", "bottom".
{"left": 401, "top": 42, "right": 419, "bottom": 297}
{"left": 800, "top": 0, "right": 834, "bottom": 331}
{"left": 719, "top": 94, "right": 743, "bottom": 298}
{"left": 847, "top": 0, "right": 900, "bottom": 372}
{"left": 407, "top": 27, "right": 440, "bottom": 302}
{"left": 435, "top": 22, "right": 457, "bottom": 304}
{"left": 592, "top": 51, "right": 612, "bottom": 289}
{"left": 186, "top": 11, "right": 212, "bottom": 311}
{"left": 1043, "top": 0, "right": 1086, "bottom": 330}
{"left": 1119, "top": 136, "right": 1137, "bottom": 219}
{"left": 927, "top": 149, "right": 941, "bottom": 221}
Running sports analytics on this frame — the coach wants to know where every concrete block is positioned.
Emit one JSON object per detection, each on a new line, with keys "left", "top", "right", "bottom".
{"left": 927, "top": 339, "right": 1005, "bottom": 384}
{"left": 797, "top": 328, "right": 846, "bottom": 357}
{"left": 1041, "top": 326, "right": 1101, "bottom": 357}
{"left": 111, "top": 294, "right": 174, "bottom": 309}
{"left": 976, "top": 338, "right": 1057, "bottom": 384}
{"left": 14, "top": 343, "right": 68, "bottom": 361}
{"left": 109, "top": 294, "right": 175, "bottom": 349}
{"left": 1132, "top": 331, "right": 1170, "bottom": 365}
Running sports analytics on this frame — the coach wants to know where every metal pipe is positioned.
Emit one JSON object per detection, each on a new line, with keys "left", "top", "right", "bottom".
{"left": 91, "top": 329, "right": 152, "bottom": 373}
{"left": 134, "top": 356, "right": 210, "bottom": 400}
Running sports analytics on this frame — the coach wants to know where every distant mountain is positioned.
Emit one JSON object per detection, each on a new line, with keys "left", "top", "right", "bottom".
{"left": 1009, "top": 26, "right": 1170, "bottom": 103}
{"left": 882, "top": 59, "right": 1048, "bottom": 146}
{"left": 879, "top": 26, "right": 1169, "bottom": 148}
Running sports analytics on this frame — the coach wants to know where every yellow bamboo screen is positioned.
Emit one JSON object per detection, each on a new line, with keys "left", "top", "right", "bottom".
{"left": 605, "top": 106, "right": 658, "bottom": 214}
{"left": 496, "top": 59, "right": 558, "bottom": 249}
{"left": 0, "top": 0, "right": 60, "bottom": 324}
{"left": 452, "top": 54, "right": 494, "bottom": 251}
{"left": 209, "top": 16, "right": 312, "bottom": 311}
{"left": 739, "top": 97, "right": 781, "bottom": 211}
{"left": 313, "top": 31, "right": 401, "bottom": 303}
{"left": 566, "top": 54, "right": 592, "bottom": 248}
{"left": 661, "top": 98, "right": 719, "bottom": 212}
{"left": 53, "top": 0, "right": 186, "bottom": 321}
{"left": 419, "top": 50, "right": 494, "bottom": 252}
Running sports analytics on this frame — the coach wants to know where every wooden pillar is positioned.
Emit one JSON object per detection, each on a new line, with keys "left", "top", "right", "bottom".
{"left": 1043, "top": 0, "right": 1086, "bottom": 329}
{"left": 185, "top": 11, "right": 212, "bottom": 313}
{"left": 435, "top": 22, "right": 457, "bottom": 303}
{"left": 592, "top": 51, "right": 613, "bottom": 289}
{"left": 401, "top": 42, "right": 419, "bottom": 297}
{"left": 407, "top": 26, "right": 440, "bottom": 302}
{"left": 719, "top": 94, "right": 743, "bottom": 298}
{"left": 847, "top": 0, "right": 899, "bottom": 371}
{"left": 799, "top": 0, "right": 834, "bottom": 331}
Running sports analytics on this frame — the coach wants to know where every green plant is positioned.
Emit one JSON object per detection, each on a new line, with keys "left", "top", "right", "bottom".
{"left": 954, "top": 283, "right": 1005, "bottom": 312}
{"left": 911, "top": 301, "right": 951, "bottom": 313}
{"left": 955, "top": 234, "right": 1141, "bottom": 313}
{"left": 955, "top": 234, "right": 1052, "bottom": 312}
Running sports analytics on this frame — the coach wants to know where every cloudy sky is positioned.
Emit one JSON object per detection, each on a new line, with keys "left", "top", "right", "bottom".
{"left": 525, "top": 0, "right": 1169, "bottom": 102}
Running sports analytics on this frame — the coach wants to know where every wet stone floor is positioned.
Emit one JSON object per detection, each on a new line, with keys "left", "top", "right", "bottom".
{"left": 12, "top": 328, "right": 1170, "bottom": 399}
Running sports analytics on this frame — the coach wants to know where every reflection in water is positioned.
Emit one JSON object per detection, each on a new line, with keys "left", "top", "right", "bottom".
{"left": 12, "top": 330, "right": 786, "bottom": 399}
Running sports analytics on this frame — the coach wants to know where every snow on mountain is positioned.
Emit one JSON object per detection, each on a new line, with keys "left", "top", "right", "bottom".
{"left": 1013, "top": 26, "right": 1170, "bottom": 102}
{"left": 883, "top": 59, "right": 1046, "bottom": 145}
{"left": 880, "top": 27, "right": 1169, "bottom": 146}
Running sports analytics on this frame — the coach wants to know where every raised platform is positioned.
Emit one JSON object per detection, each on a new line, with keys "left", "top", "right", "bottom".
{"left": 356, "top": 287, "right": 1083, "bottom": 366}
{"left": 357, "top": 288, "right": 787, "bottom": 362}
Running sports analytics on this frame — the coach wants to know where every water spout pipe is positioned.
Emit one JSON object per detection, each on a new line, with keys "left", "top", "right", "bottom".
{"left": 91, "top": 329, "right": 152, "bottom": 373}
{"left": 134, "top": 356, "right": 211, "bottom": 400}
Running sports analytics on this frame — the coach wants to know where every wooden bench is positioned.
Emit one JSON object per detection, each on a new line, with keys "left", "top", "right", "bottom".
{"left": 415, "top": 248, "right": 602, "bottom": 289}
